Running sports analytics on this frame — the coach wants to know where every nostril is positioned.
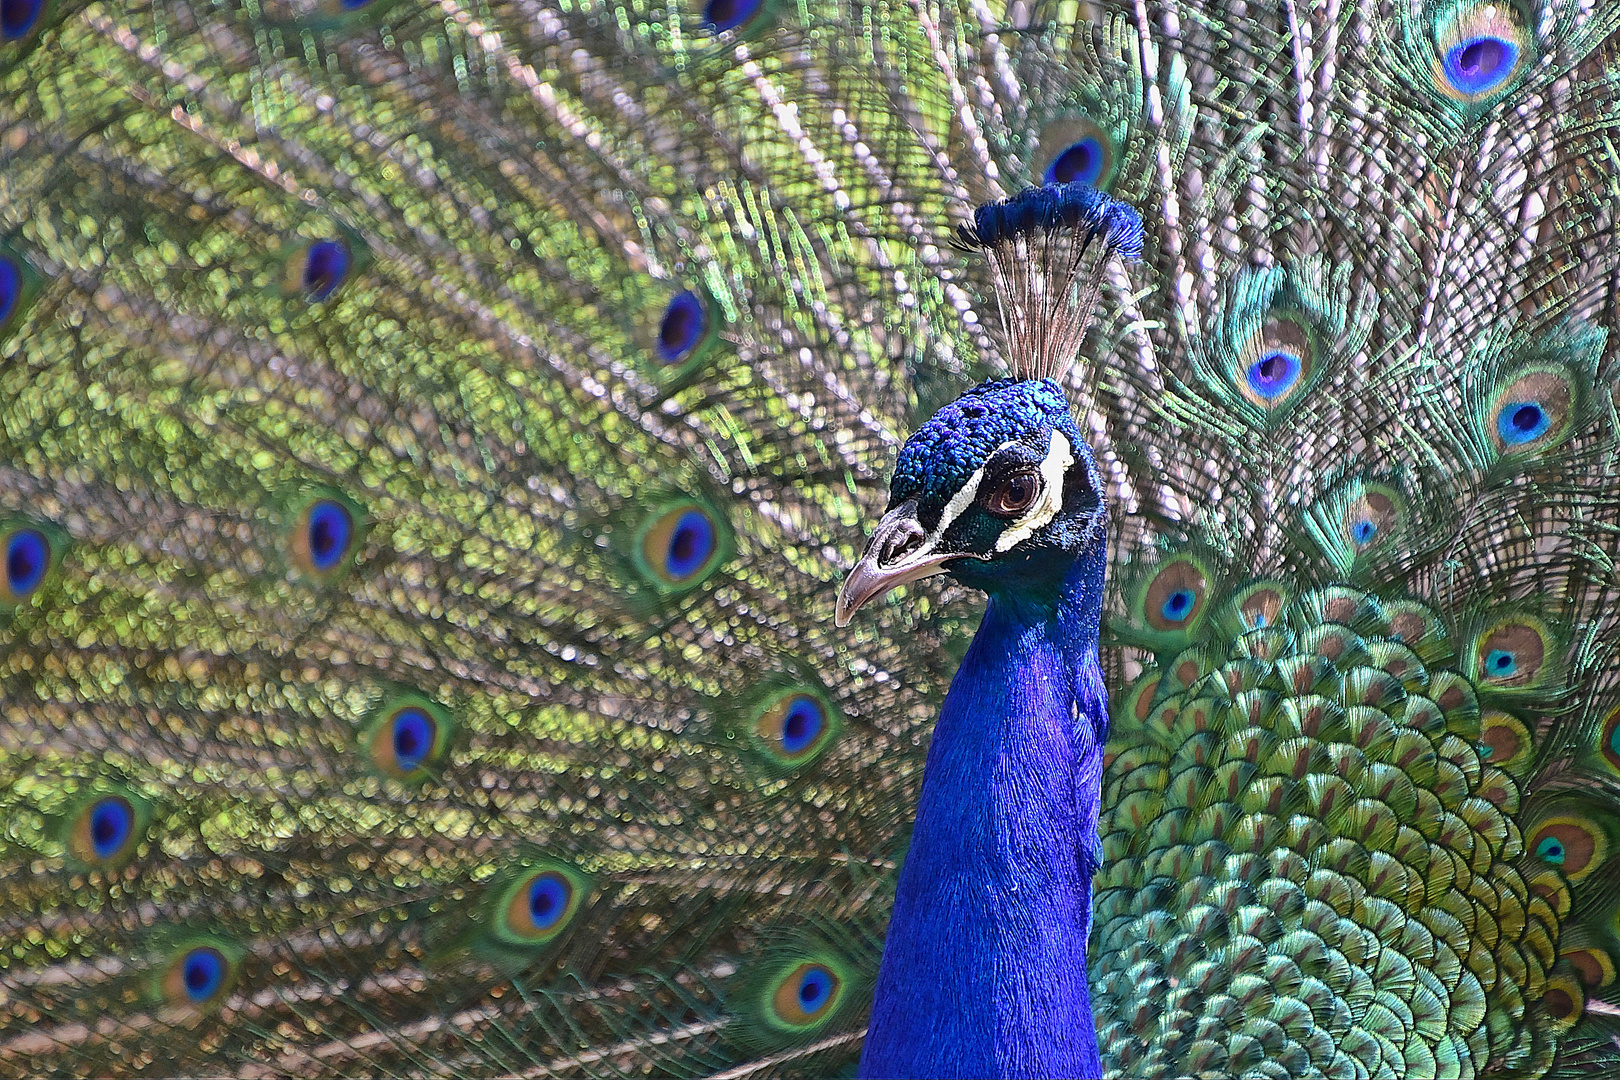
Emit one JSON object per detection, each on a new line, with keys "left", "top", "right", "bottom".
{"left": 879, "top": 521, "right": 927, "bottom": 565}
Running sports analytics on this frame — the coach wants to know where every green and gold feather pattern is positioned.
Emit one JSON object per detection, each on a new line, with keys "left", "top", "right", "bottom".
{"left": 3, "top": 0, "right": 1620, "bottom": 1076}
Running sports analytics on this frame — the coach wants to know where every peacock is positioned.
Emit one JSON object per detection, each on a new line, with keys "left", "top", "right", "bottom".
{"left": 2, "top": 0, "right": 1620, "bottom": 1076}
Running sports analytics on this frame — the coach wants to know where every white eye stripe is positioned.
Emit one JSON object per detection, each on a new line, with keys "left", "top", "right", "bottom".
{"left": 994, "top": 430, "right": 1074, "bottom": 552}
{"left": 911, "top": 438, "right": 1018, "bottom": 558}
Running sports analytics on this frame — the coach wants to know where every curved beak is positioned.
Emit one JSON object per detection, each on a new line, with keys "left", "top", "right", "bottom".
{"left": 835, "top": 501, "right": 956, "bottom": 627}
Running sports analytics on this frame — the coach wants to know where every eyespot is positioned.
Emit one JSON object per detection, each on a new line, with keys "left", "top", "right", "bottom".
{"left": 1472, "top": 617, "right": 1554, "bottom": 690}
{"left": 1032, "top": 115, "right": 1121, "bottom": 192}
{"left": 305, "top": 502, "right": 353, "bottom": 571}
{"left": 1, "top": 0, "right": 44, "bottom": 41}
{"left": 306, "top": 241, "right": 352, "bottom": 301}
{"left": 1343, "top": 489, "right": 1401, "bottom": 553}
{"left": 1445, "top": 35, "right": 1518, "bottom": 96}
{"left": 1478, "top": 710, "right": 1533, "bottom": 777}
{"left": 1432, "top": 2, "right": 1530, "bottom": 103}
{"left": 1600, "top": 705, "right": 1620, "bottom": 776}
{"left": 65, "top": 789, "right": 151, "bottom": 870}
{"left": 1234, "top": 316, "right": 1315, "bottom": 412}
{"left": 287, "top": 492, "right": 365, "bottom": 583}
{"left": 642, "top": 284, "right": 728, "bottom": 379}
{"left": 157, "top": 940, "right": 241, "bottom": 1012}
{"left": 747, "top": 686, "right": 841, "bottom": 771}
{"left": 487, "top": 862, "right": 591, "bottom": 949}
{"left": 656, "top": 291, "right": 708, "bottom": 365}
{"left": 362, "top": 695, "right": 453, "bottom": 781}
{"left": 2, "top": 524, "right": 52, "bottom": 606}
{"left": 1161, "top": 589, "right": 1195, "bottom": 621}
{"left": 632, "top": 499, "right": 731, "bottom": 594}
{"left": 1140, "top": 557, "right": 1211, "bottom": 634}
{"left": 390, "top": 709, "right": 433, "bottom": 770}
{"left": 1563, "top": 947, "right": 1615, "bottom": 990}
{"left": 1542, "top": 974, "right": 1584, "bottom": 1029}
{"left": 0, "top": 252, "right": 22, "bottom": 323}
{"left": 1383, "top": 600, "right": 1445, "bottom": 655}
{"left": 0, "top": 247, "right": 43, "bottom": 342}
{"left": 1230, "top": 582, "right": 1290, "bottom": 632}
{"left": 983, "top": 471, "right": 1042, "bottom": 517}
{"left": 510, "top": 872, "right": 570, "bottom": 936}
{"left": 1528, "top": 817, "right": 1607, "bottom": 882}
{"left": 1496, "top": 401, "right": 1549, "bottom": 444}
{"left": 767, "top": 961, "right": 846, "bottom": 1030}
{"left": 1245, "top": 350, "right": 1302, "bottom": 402}
{"left": 702, "top": 0, "right": 767, "bottom": 35}
{"left": 1483, "top": 364, "right": 1582, "bottom": 458}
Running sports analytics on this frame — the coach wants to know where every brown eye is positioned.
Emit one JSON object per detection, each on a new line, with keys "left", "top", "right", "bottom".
{"left": 985, "top": 471, "right": 1041, "bottom": 516}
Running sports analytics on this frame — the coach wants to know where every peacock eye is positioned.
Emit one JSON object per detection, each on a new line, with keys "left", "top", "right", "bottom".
{"left": 984, "top": 471, "right": 1042, "bottom": 517}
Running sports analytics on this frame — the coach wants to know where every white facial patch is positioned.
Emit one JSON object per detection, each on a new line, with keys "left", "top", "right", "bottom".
{"left": 929, "top": 462, "right": 987, "bottom": 543}
{"left": 903, "top": 441, "right": 1007, "bottom": 562}
{"left": 993, "top": 429, "right": 1074, "bottom": 552}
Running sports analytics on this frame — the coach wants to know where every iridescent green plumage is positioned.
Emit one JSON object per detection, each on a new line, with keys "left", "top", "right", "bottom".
{"left": 3, "top": 0, "right": 1620, "bottom": 1076}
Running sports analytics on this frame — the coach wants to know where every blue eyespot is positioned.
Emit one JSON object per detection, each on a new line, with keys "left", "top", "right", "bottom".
{"left": 1351, "top": 519, "right": 1378, "bottom": 546}
{"left": 158, "top": 938, "right": 240, "bottom": 1011}
{"left": 665, "top": 510, "right": 716, "bottom": 580}
{"left": 0, "top": 255, "right": 20, "bottom": 324}
{"left": 1496, "top": 400, "right": 1550, "bottom": 445}
{"left": 496, "top": 867, "right": 583, "bottom": 944}
{"left": 747, "top": 685, "right": 841, "bottom": 772}
{"left": 67, "top": 790, "right": 148, "bottom": 868}
{"left": 303, "top": 241, "right": 352, "bottom": 302}
{"left": 390, "top": 708, "right": 434, "bottom": 772}
{"left": 1245, "top": 350, "right": 1302, "bottom": 401}
{"left": 634, "top": 500, "right": 730, "bottom": 594}
{"left": 1535, "top": 835, "right": 1565, "bottom": 865}
{"left": 656, "top": 291, "right": 708, "bottom": 365}
{"left": 181, "top": 947, "right": 227, "bottom": 1003}
{"left": 778, "top": 695, "right": 825, "bottom": 755}
{"left": 364, "top": 696, "right": 452, "bottom": 781}
{"left": 1160, "top": 588, "right": 1196, "bottom": 623}
{"left": 489, "top": 863, "right": 591, "bottom": 949}
{"left": 6, "top": 527, "right": 49, "bottom": 599}
{"left": 770, "top": 960, "right": 845, "bottom": 1027}
{"left": 305, "top": 501, "right": 353, "bottom": 572}
{"left": 703, "top": 0, "right": 764, "bottom": 33}
{"left": 2, "top": 0, "right": 44, "bottom": 40}
{"left": 1043, "top": 138, "right": 1105, "bottom": 187}
{"left": 1444, "top": 35, "right": 1519, "bottom": 98}
{"left": 795, "top": 966, "right": 833, "bottom": 1012}
{"left": 1485, "top": 649, "right": 1517, "bottom": 677}
{"left": 526, "top": 873, "right": 570, "bottom": 933}
{"left": 88, "top": 797, "right": 135, "bottom": 860}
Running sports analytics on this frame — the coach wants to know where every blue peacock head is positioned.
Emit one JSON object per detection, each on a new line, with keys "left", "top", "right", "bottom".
{"left": 837, "top": 183, "right": 1141, "bottom": 624}
{"left": 836, "top": 378, "right": 1106, "bottom": 622}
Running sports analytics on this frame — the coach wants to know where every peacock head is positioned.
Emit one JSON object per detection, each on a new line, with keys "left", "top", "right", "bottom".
{"left": 835, "top": 377, "right": 1105, "bottom": 625}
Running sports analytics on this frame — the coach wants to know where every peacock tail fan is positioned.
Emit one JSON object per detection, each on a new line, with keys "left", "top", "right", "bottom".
{"left": 3, "top": 0, "right": 1620, "bottom": 1076}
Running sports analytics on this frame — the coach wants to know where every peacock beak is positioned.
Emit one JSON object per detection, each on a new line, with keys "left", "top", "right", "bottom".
{"left": 835, "top": 500, "right": 957, "bottom": 626}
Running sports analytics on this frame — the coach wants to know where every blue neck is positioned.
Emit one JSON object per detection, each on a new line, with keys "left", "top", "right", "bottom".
{"left": 859, "top": 544, "right": 1108, "bottom": 1080}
